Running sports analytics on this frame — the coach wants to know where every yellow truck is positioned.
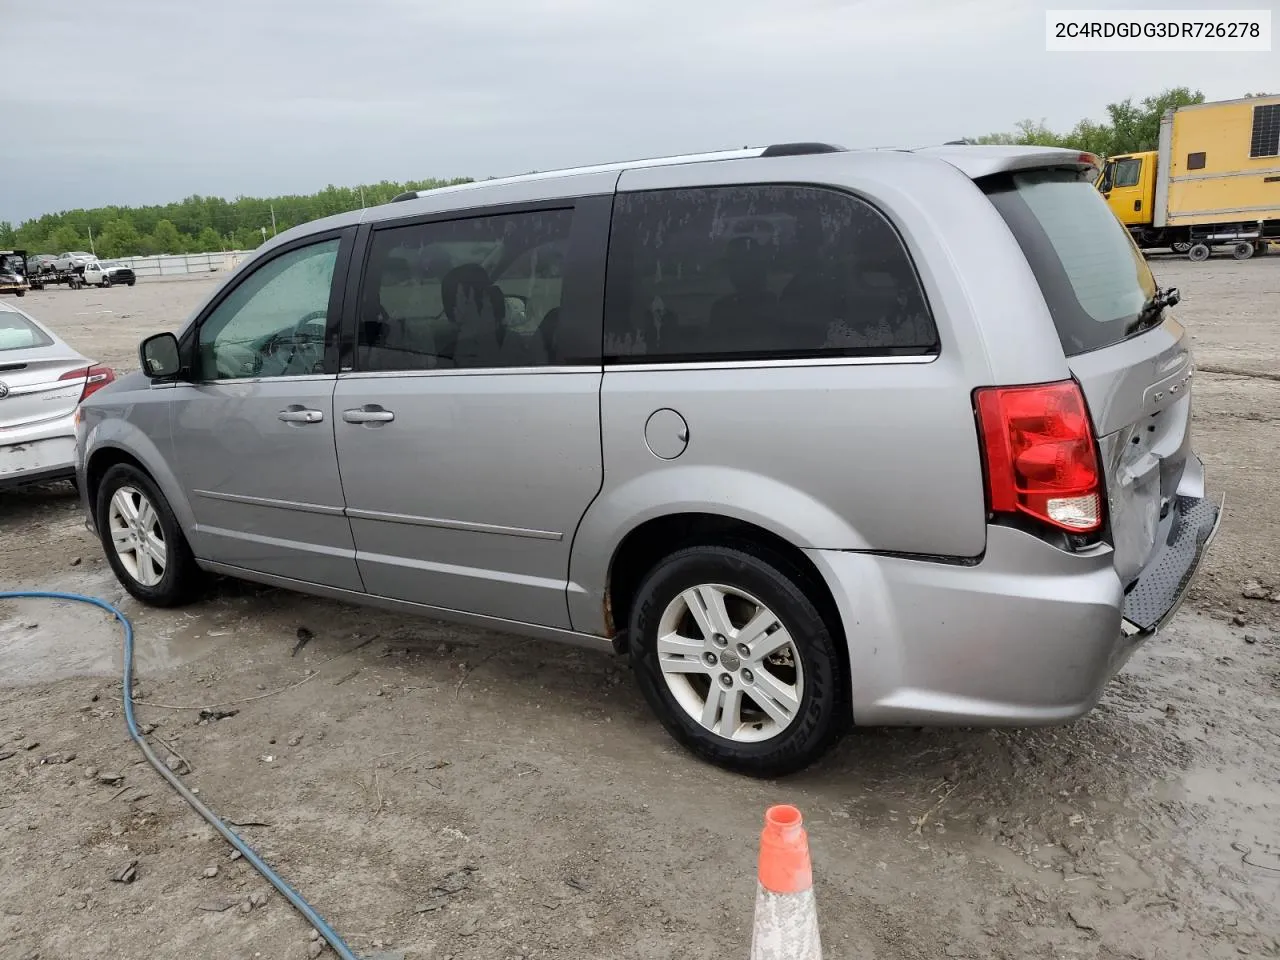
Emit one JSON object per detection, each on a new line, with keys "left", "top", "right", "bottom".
{"left": 1097, "top": 94, "right": 1280, "bottom": 261}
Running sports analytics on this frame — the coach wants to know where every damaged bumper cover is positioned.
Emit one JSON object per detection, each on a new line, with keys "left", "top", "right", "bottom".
{"left": 1121, "top": 492, "right": 1224, "bottom": 637}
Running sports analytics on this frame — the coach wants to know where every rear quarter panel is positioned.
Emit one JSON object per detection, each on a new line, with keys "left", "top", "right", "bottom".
{"left": 569, "top": 152, "right": 1072, "bottom": 635}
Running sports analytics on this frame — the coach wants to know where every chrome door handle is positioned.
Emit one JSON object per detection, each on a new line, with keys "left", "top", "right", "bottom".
{"left": 278, "top": 407, "right": 324, "bottom": 424}
{"left": 342, "top": 405, "right": 395, "bottom": 425}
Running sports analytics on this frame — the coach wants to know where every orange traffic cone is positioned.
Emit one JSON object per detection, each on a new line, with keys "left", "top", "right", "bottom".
{"left": 750, "top": 804, "right": 822, "bottom": 960}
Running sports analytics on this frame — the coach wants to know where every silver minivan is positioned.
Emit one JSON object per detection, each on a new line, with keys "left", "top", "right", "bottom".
{"left": 75, "top": 143, "right": 1220, "bottom": 776}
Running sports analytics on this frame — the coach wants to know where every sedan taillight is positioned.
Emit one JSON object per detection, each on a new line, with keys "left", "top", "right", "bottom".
{"left": 60, "top": 364, "right": 116, "bottom": 403}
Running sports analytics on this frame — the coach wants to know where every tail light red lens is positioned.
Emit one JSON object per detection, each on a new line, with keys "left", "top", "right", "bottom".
{"left": 60, "top": 364, "right": 116, "bottom": 403}
{"left": 974, "top": 379, "right": 1103, "bottom": 534}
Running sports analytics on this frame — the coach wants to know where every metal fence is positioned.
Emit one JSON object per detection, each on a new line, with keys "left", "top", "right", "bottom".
{"left": 114, "top": 251, "right": 252, "bottom": 279}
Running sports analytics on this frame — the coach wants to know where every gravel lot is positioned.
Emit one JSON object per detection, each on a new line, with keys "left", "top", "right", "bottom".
{"left": 2, "top": 257, "right": 1279, "bottom": 960}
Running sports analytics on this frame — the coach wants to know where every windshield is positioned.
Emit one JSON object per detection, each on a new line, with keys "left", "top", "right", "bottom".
{"left": 0, "top": 311, "right": 54, "bottom": 351}
{"left": 982, "top": 168, "right": 1158, "bottom": 357}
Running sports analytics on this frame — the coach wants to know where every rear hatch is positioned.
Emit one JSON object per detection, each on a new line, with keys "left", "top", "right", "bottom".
{"left": 982, "top": 167, "right": 1199, "bottom": 591}
{"left": 0, "top": 312, "right": 87, "bottom": 430}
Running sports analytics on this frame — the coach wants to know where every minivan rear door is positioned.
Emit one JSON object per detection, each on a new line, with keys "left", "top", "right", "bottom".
{"left": 983, "top": 167, "right": 1202, "bottom": 592}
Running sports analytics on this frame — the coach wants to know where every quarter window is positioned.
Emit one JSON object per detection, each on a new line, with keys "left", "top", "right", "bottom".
{"left": 197, "top": 238, "right": 339, "bottom": 380}
{"left": 603, "top": 185, "right": 936, "bottom": 363}
{"left": 357, "top": 209, "right": 573, "bottom": 371}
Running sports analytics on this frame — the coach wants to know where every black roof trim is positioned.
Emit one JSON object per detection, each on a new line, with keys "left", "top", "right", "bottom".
{"left": 390, "top": 191, "right": 418, "bottom": 203}
{"left": 760, "top": 142, "right": 847, "bottom": 158}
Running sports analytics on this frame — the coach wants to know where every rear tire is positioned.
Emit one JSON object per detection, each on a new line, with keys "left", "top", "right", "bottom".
{"left": 1188, "top": 243, "right": 1211, "bottom": 262}
{"left": 1172, "top": 241, "right": 1192, "bottom": 254}
{"left": 628, "top": 544, "right": 847, "bottom": 777}
{"left": 1232, "top": 241, "right": 1255, "bottom": 261}
{"left": 97, "top": 463, "right": 203, "bottom": 607}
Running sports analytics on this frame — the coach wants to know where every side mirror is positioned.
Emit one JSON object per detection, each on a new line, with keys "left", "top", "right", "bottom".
{"left": 140, "top": 332, "right": 181, "bottom": 379}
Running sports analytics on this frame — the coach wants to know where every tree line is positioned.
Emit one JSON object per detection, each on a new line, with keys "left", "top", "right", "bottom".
{"left": 969, "top": 87, "right": 1272, "bottom": 156}
{"left": 0, "top": 179, "right": 472, "bottom": 260}
{"left": 1, "top": 87, "right": 1270, "bottom": 260}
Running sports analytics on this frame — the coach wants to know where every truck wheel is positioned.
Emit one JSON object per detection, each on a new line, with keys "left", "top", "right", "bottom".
{"left": 102, "top": 276, "right": 112, "bottom": 288}
{"left": 1232, "top": 242, "right": 1254, "bottom": 261}
{"left": 15, "top": 290, "right": 24, "bottom": 297}
{"left": 1188, "top": 243, "right": 1211, "bottom": 262}
{"left": 1172, "top": 241, "right": 1191, "bottom": 253}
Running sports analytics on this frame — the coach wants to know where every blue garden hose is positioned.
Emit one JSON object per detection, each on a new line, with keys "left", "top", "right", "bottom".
{"left": 0, "top": 591, "right": 359, "bottom": 960}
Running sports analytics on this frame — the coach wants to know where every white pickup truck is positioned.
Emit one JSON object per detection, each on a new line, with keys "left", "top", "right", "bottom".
{"left": 81, "top": 260, "right": 137, "bottom": 288}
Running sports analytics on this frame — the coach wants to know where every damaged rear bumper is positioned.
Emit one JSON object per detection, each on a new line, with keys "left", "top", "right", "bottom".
{"left": 1121, "top": 493, "right": 1224, "bottom": 638}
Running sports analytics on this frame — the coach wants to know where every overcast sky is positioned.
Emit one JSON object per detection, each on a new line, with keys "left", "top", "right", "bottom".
{"left": 2, "top": 0, "right": 1276, "bottom": 224}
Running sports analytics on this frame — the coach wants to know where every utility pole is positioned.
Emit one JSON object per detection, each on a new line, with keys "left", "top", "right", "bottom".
{"left": 260, "top": 226, "right": 268, "bottom": 244}
{"left": 270, "top": 203, "right": 277, "bottom": 236}
{"left": 87, "top": 224, "right": 95, "bottom": 256}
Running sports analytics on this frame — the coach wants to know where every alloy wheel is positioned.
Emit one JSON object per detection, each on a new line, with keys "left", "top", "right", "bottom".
{"left": 655, "top": 583, "right": 804, "bottom": 743}
{"left": 107, "top": 485, "right": 167, "bottom": 587}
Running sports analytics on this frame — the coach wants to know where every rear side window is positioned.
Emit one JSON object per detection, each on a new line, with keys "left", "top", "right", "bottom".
{"left": 984, "top": 169, "right": 1158, "bottom": 357}
{"left": 603, "top": 185, "right": 937, "bottom": 363}
{"left": 358, "top": 208, "right": 573, "bottom": 371}
{"left": 0, "top": 311, "right": 53, "bottom": 351}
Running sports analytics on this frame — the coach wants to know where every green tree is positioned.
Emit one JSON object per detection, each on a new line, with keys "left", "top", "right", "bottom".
{"left": 233, "top": 226, "right": 266, "bottom": 250}
{"left": 972, "top": 86, "right": 1206, "bottom": 158}
{"left": 97, "top": 219, "right": 142, "bottom": 259}
{"left": 48, "top": 224, "right": 84, "bottom": 254}
{"left": 0, "top": 221, "right": 14, "bottom": 248}
{"left": 146, "top": 219, "right": 185, "bottom": 255}
{"left": 194, "top": 226, "right": 223, "bottom": 252}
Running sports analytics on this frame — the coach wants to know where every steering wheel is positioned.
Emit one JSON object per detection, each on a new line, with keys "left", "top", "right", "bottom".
{"left": 262, "top": 310, "right": 328, "bottom": 376}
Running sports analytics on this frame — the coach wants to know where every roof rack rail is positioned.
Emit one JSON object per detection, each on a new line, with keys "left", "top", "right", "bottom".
{"left": 759, "top": 142, "right": 846, "bottom": 157}
{"left": 390, "top": 191, "right": 418, "bottom": 203}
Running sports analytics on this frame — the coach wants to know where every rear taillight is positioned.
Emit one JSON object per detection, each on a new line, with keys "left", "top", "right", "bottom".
{"left": 60, "top": 364, "right": 116, "bottom": 403}
{"left": 974, "top": 379, "right": 1103, "bottom": 535}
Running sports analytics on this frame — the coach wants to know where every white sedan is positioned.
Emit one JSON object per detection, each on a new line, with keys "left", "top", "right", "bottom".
{"left": 52, "top": 251, "right": 95, "bottom": 272}
{"left": 0, "top": 301, "right": 115, "bottom": 489}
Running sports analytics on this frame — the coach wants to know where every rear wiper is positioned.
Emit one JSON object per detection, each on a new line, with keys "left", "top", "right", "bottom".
{"left": 1127, "top": 285, "right": 1180, "bottom": 336}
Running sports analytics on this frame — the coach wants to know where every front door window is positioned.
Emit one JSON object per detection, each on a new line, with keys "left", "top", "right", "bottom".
{"left": 197, "top": 239, "right": 339, "bottom": 380}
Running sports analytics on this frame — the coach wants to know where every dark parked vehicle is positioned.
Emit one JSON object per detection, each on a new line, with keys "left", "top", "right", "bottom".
{"left": 0, "top": 251, "right": 29, "bottom": 297}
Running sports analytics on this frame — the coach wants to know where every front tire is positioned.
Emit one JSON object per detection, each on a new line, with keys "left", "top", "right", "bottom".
{"left": 102, "top": 277, "right": 112, "bottom": 288}
{"left": 1188, "top": 243, "right": 1211, "bottom": 262}
{"left": 628, "top": 545, "right": 847, "bottom": 777}
{"left": 1232, "top": 241, "right": 1255, "bottom": 261}
{"left": 97, "top": 463, "right": 202, "bottom": 606}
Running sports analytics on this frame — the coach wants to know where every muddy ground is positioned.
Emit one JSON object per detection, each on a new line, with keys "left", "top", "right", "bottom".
{"left": 1, "top": 257, "right": 1278, "bottom": 960}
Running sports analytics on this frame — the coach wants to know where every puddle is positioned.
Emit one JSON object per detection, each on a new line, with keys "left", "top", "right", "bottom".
{"left": 0, "top": 570, "right": 218, "bottom": 685}
{"left": 1164, "top": 766, "right": 1279, "bottom": 809}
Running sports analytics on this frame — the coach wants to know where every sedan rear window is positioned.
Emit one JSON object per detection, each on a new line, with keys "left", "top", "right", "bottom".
{"left": 0, "top": 311, "right": 53, "bottom": 351}
{"left": 982, "top": 168, "right": 1158, "bottom": 357}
